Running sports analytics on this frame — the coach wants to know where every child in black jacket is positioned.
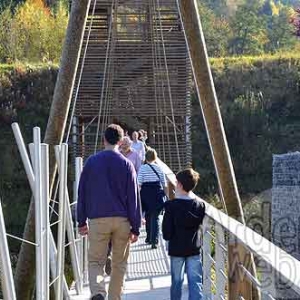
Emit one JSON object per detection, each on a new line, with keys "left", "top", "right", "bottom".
{"left": 162, "top": 168, "right": 205, "bottom": 300}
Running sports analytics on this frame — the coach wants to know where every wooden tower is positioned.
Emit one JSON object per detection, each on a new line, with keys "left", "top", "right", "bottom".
{"left": 70, "top": 0, "right": 192, "bottom": 171}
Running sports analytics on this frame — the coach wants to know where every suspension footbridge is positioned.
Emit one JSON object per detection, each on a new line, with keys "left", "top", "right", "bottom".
{"left": 1, "top": 0, "right": 300, "bottom": 299}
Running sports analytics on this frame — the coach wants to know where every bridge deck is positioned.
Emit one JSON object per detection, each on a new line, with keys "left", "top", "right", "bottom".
{"left": 70, "top": 226, "right": 189, "bottom": 300}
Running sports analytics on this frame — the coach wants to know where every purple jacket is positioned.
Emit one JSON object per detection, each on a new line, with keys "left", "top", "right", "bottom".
{"left": 77, "top": 150, "right": 141, "bottom": 235}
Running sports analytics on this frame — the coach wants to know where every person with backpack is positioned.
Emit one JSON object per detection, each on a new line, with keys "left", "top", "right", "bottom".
{"left": 162, "top": 168, "right": 205, "bottom": 300}
{"left": 138, "top": 147, "right": 168, "bottom": 249}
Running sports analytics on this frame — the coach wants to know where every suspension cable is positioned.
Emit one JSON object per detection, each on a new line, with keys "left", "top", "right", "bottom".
{"left": 157, "top": 0, "right": 182, "bottom": 170}
{"left": 50, "top": 0, "right": 95, "bottom": 206}
{"left": 153, "top": 0, "right": 172, "bottom": 166}
{"left": 150, "top": 0, "right": 164, "bottom": 160}
{"left": 65, "top": 0, "right": 97, "bottom": 143}
{"left": 94, "top": 0, "right": 115, "bottom": 153}
{"left": 100, "top": 2, "right": 118, "bottom": 143}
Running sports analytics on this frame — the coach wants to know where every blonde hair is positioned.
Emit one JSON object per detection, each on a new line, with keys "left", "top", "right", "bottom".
{"left": 145, "top": 147, "right": 157, "bottom": 162}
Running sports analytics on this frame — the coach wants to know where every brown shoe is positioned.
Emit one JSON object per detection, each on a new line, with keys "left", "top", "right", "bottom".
{"left": 105, "top": 256, "right": 112, "bottom": 275}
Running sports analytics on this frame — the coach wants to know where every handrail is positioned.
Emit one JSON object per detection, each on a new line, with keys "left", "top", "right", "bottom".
{"left": 156, "top": 158, "right": 300, "bottom": 297}
{"left": 204, "top": 200, "right": 300, "bottom": 295}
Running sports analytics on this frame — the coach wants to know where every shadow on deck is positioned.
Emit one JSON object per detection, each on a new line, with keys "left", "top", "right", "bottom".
{"left": 69, "top": 226, "right": 189, "bottom": 300}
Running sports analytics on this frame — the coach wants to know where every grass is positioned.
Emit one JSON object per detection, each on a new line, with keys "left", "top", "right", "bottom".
{"left": 1, "top": 52, "right": 300, "bottom": 74}
{"left": 210, "top": 51, "right": 300, "bottom": 69}
{"left": 0, "top": 62, "right": 58, "bottom": 73}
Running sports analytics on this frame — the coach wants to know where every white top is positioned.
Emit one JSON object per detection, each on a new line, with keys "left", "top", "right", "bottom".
{"left": 131, "top": 140, "right": 145, "bottom": 161}
{"left": 137, "top": 163, "right": 167, "bottom": 187}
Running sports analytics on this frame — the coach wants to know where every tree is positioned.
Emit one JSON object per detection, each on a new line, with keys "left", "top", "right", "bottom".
{"left": 292, "top": 7, "right": 300, "bottom": 36}
{"left": 229, "top": 1, "right": 268, "bottom": 55}
{"left": 198, "top": 2, "right": 231, "bottom": 57}
{"left": 0, "top": 0, "right": 68, "bottom": 63}
{"left": 266, "top": 4, "right": 297, "bottom": 52}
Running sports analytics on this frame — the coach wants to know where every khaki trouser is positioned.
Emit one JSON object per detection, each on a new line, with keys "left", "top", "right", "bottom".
{"left": 88, "top": 217, "right": 131, "bottom": 300}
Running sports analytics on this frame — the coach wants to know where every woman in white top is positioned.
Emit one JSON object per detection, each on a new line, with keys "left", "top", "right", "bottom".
{"left": 131, "top": 131, "right": 145, "bottom": 161}
{"left": 138, "top": 147, "right": 168, "bottom": 249}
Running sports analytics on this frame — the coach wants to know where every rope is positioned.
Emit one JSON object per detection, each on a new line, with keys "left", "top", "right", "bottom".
{"left": 50, "top": 0, "right": 95, "bottom": 207}
{"left": 65, "top": 0, "right": 97, "bottom": 143}
{"left": 94, "top": 0, "right": 115, "bottom": 153}
{"left": 150, "top": 0, "right": 165, "bottom": 161}
{"left": 153, "top": 0, "right": 172, "bottom": 166}
{"left": 100, "top": 2, "right": 118, "bottom": 144}
{"left": 156, "top": 0, "right": 182, "bottom": 170}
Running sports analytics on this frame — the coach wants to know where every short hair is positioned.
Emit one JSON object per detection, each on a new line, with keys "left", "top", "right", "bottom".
{"left": 121, "top": 136, "right": 132, "bottom": 147}
{"left": 104, "top": 124, "right": 124, "bottom": 145}
{"left": 138, "top": 130, "right": 143, "bottom": 139}
{"left": 145, "top": 147, "right": 157, "bottom": 162}
{"left": 176, "top": 168, "right": 200, "bottom": 192}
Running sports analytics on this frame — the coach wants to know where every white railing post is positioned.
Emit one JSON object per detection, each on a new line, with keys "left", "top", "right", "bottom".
{"left": 12, "top": 123, "right": 70, "bottom": 298}
{"left": 55, "top": 148, "right": 82, "bottom": 294}
{"left": 56, "top": 144, "right": 68, "bottom": 300}
{"left": 30, "top": 143, "right": 70, "bottom": 298}
{"left": 41, "top": 144, "right": 50, "bottom": 300}
{"left": 75, "top": 157, "right": 88, "bottom": 285}
{"left": 202, "top": 217, "right": 212, "bottom": 299}
{"left": 75, "top": 158, "right": 83, "bottom": 276}
{"left": 11, "top": 123, "right": 35, "bottom": 191}
{"left": 0, "top": 198, "right": 16, "bottom": 300}
{"left": 33, "top": 127, "right": 45, "bottom": 300}
{"left": 215, "top": 223, "right": 226, "bottom": 300}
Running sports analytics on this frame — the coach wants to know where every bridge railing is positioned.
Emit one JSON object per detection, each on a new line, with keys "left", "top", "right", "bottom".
{"left": 12, "top": 123, "right": 81, "bottom": 300}
{"left": 0, "top": 197, "right": 16, "bottom": 300}
{"left": 157, "top": 159, "right": 300, "bottom": 300}
{"left": 6, "top": 124, "right": 300, "bottom": 299}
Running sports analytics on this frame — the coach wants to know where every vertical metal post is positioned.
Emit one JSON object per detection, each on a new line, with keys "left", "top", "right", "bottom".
{"left": 76, "top": 157, "right": 88, "bottom": 284}
{"left": 0, "top": 199, "right": 17, "bottom": 300}
{"left": 30, "top": 144, "right": 70, "bottom": 298}
{"left": 33, "top": 127, "right": 45, "bottom": 300}
{"left": 56, "top": 144, "right": 68, "bottom": 300}
{"left": 215, "top": 223, "right": 226, "bottom": 299}
{"left": 55, "top": 147, "right": 82, "bottom": 294}
{"left": 202, "top": 217, "right": 212, "bottom": 299}
{"left": 49, "top": 233, "right": 70, "bottom": 299}
{"left": 12, "top": 124, "right": 69, "bottom": 297}
{"left": 75, "top": 157, "right": 83, "bottom": 277}
{"left": 41, "top": 144, "right": 50, "bottom": 300}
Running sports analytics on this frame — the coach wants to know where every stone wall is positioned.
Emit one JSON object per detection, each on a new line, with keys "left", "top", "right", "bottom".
{"left": 272, "top": 152, "right": 300, "bottom": 299}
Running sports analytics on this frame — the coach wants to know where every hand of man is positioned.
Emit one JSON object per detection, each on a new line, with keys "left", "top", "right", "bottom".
{"left": 78, "top": 225, "right": 89, "bottom": 236}
{"left": 129, "top": 233, "right": 138, "bottom": 243}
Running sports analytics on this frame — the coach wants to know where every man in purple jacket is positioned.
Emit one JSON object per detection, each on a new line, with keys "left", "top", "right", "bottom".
{"left": 77, "top": 124, "right": 141, "bottom": 300}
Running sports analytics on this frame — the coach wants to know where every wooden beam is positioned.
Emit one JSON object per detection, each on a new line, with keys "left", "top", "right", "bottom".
{"left": 177, "top": 0, "right": 260, "bottom": 299}
{"left": 14, "top": 1, "right": 91, "bottom": 298}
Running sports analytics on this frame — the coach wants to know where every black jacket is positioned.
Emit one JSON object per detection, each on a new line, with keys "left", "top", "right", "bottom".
{"left": 162, "top": 198, "right": 205, "bottom": 257}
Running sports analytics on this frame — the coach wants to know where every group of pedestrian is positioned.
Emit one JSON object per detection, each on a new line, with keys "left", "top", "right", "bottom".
{"left": 77, "top": 124, "right": 206, "bottom": 300}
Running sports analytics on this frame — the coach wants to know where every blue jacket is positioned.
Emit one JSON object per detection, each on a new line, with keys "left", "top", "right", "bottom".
{"left": 77, "top": 150, "right": 141, "bottom": 235}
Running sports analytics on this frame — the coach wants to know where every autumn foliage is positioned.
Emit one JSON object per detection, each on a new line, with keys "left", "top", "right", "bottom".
{"left": 0, "top": 0, "right": 68, "bottom": 63}
{"left": 292, "top": 8, "right": 300, "bottom": 37}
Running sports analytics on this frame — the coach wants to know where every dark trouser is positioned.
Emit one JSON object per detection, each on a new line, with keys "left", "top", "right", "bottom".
{"left": 145, "top": 209, "right": 161, "bottom": 244}
{"left": 107, "top": 240, "right": 112, "bottom": 256}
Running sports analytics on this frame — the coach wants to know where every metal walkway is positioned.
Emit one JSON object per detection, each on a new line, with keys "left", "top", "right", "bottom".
{"left": 69, "top": 226, "right": 189, "bottom": 300}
